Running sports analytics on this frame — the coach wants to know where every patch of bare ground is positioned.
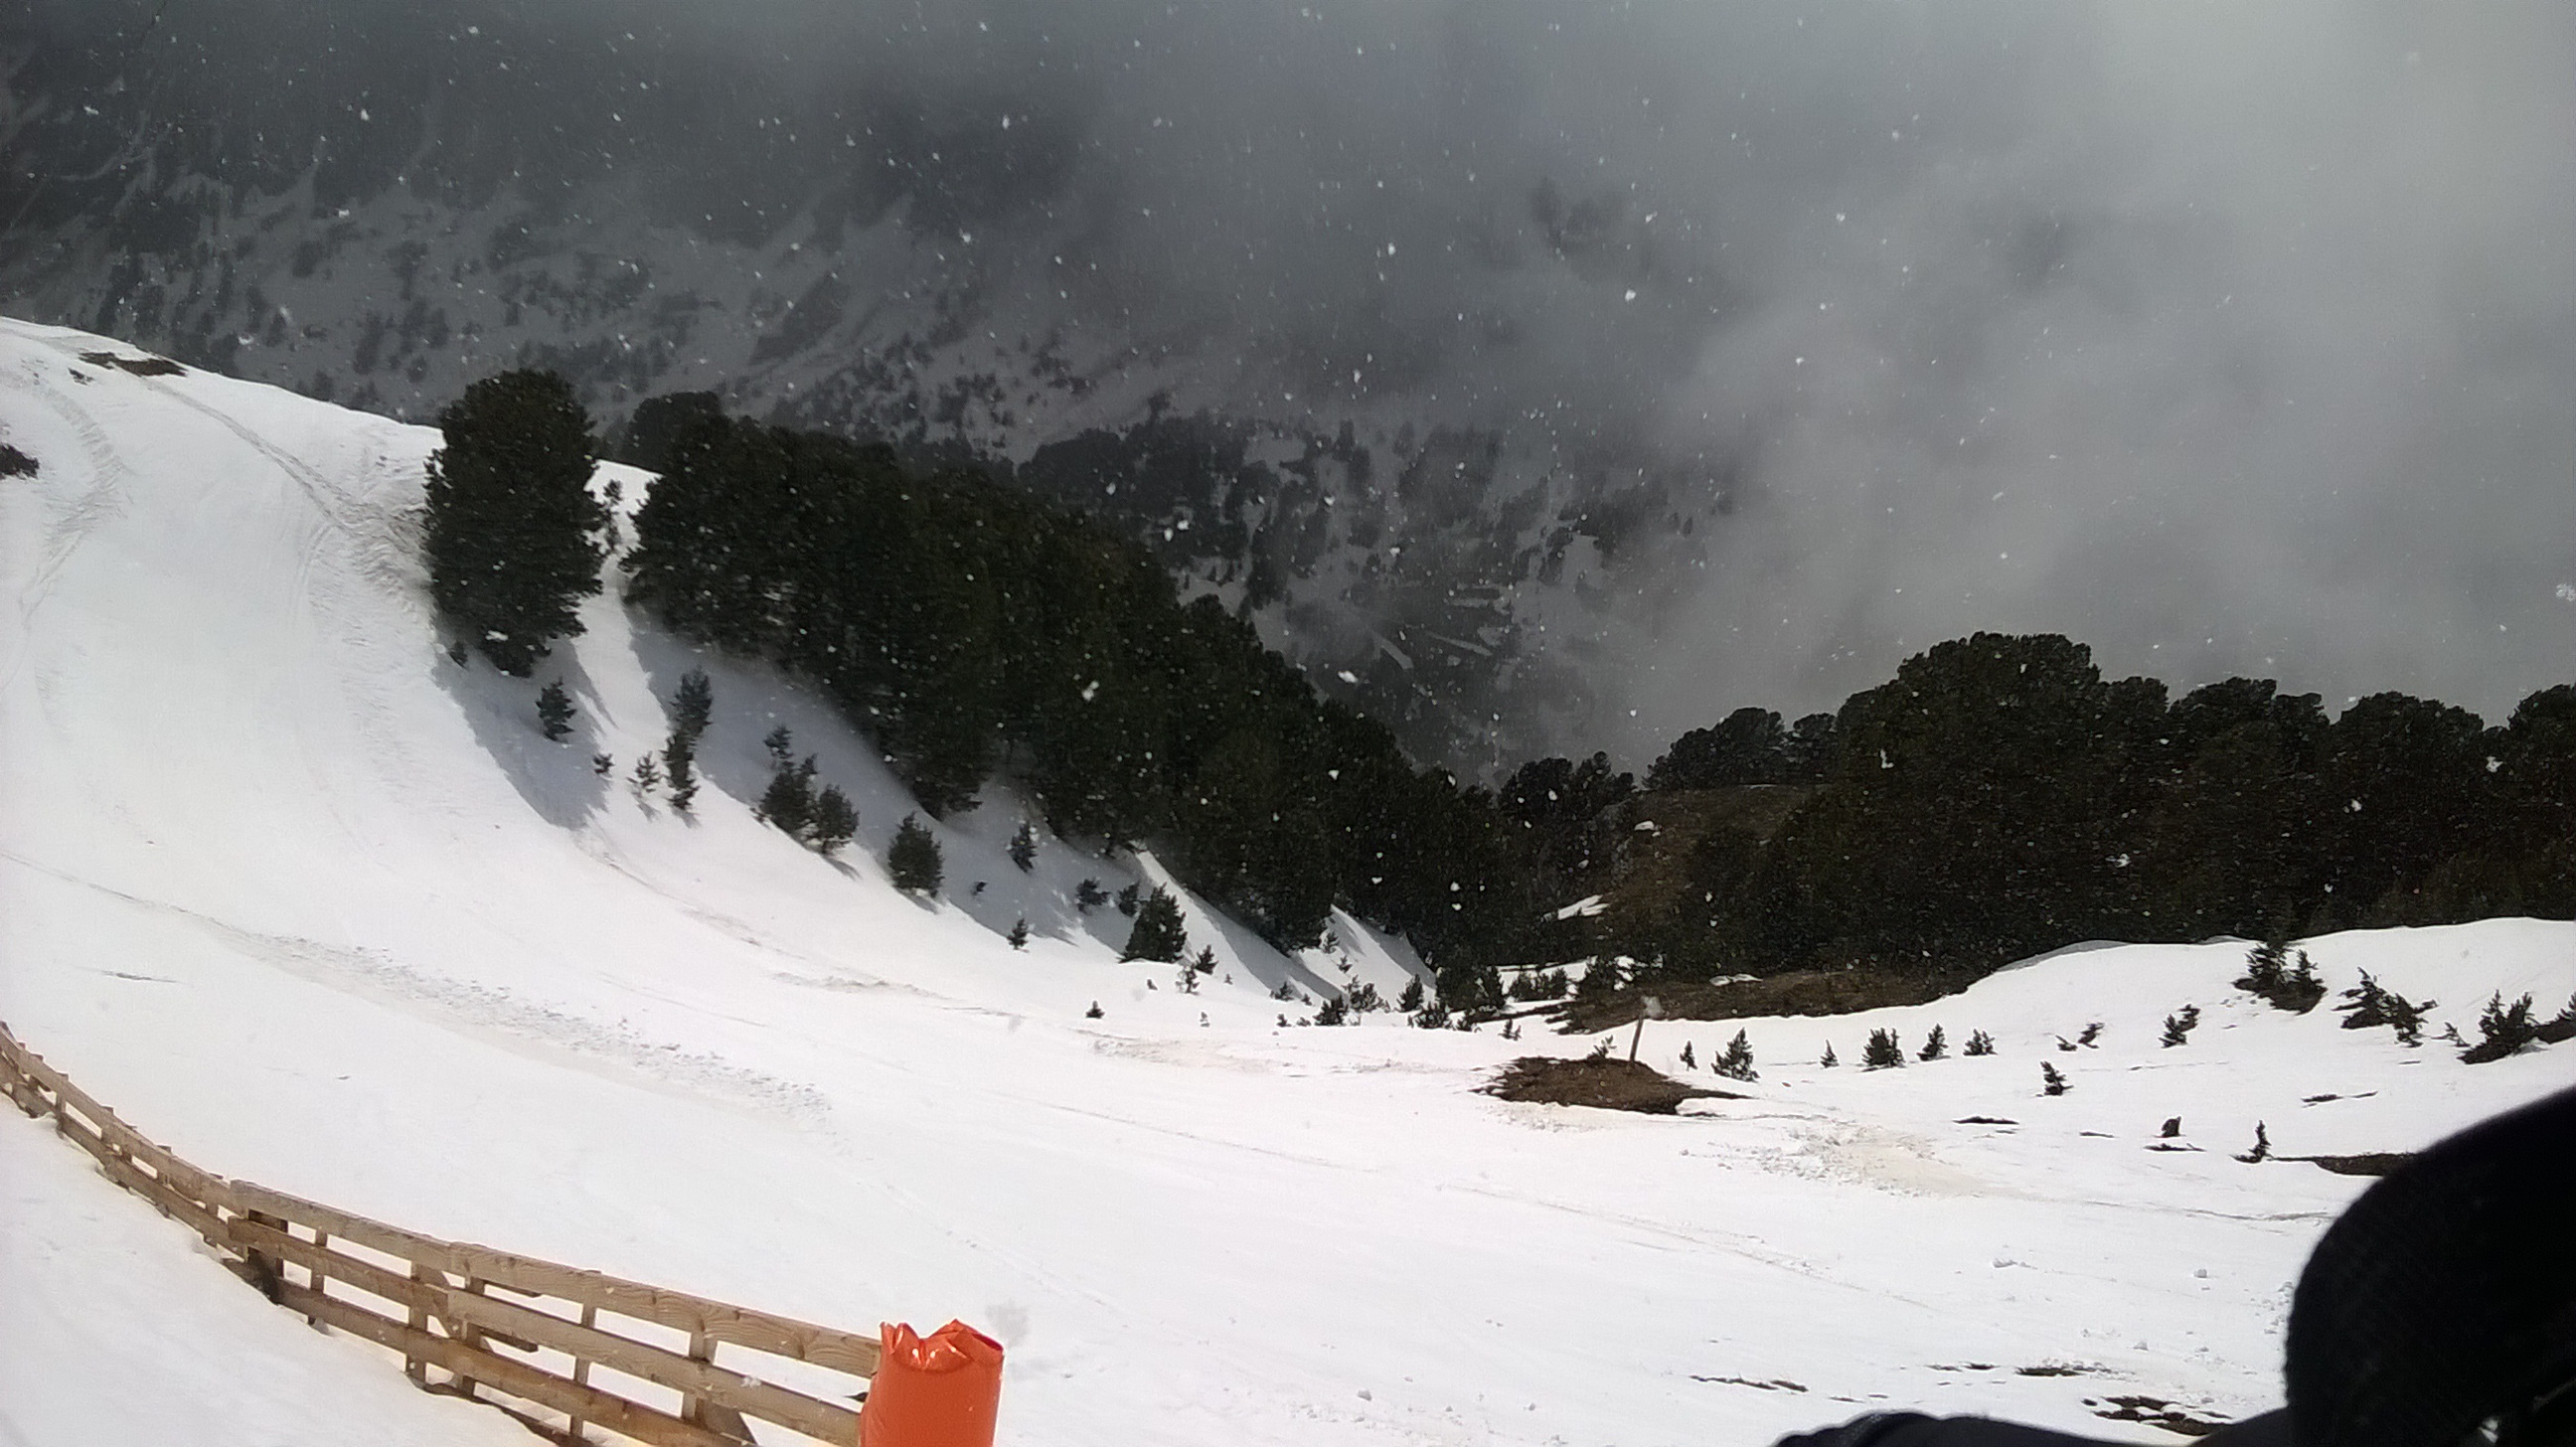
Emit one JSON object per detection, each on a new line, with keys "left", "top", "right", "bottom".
{"left": 1484, "top": 1055, "right": 1744, "bottom": 1115}
{"left": 79, "top": 349, "right": 185, "bottom": 376}
{"left": 1555, "top": 966, "right": 1978, "bottom": 1035}
{"left": 2089, "top": 1395, "right": 2234, "bottom": 1437}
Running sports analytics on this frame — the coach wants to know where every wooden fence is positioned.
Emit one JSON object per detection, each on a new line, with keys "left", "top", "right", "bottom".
{"left": 0, "top": 1020, "right": 880, "bottom": 1446}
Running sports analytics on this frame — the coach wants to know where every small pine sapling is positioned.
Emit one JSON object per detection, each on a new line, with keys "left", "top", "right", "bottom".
{"left": 2281, "top": 951, "right": 2325, "bottom": 1013}
{"left": 1964, "top": 1030, "right": 1996, "bottom": 1056}
{"left": 1191, "top": 945, "right": 1217, "bottom": 975}
{"left": 2055, "top": 1036, "right": 2078, "bottom": 1051}
{"left": 1679, "top": 1040, "right": 1696, "bottom": 1070}
{"left": 591, "top": 752, "right": 613, "bottom": 776}
{"left": 2235, "top": 939, "right": 2291, "bottom": 996}
{"left": 629, "top": 751, "right": 662, "bottom": 793}
{"left": 2040, "top": 1061, "right": 2069, "bottom": 1096}
{"left": 1009, "top": 823, "right": 1038, "bottom": 874}
{"left": 887, "top": 813, "right": 944, "bottom": 894}
{"left": 1411, "top": 1000, "right": 1451, "bottom": 1030}
{"left": 2337, "top": 971, "right": 2391, "bottom": 1029}
{"left": 1587, "top": 1037, "right": 1616, "bottom": 1061}
{"left": 1271, "top": 979, "right": 1302, "bottom": 1003}
{"left": 1315, "top": 995, "right": 1347, "bottom": 1025}
{"left": 2461, "top": 992, "right": 2540, "bottom": 1063}
{"left": 1176, "top": 963, "right": 1201, "bottom": 995}
{"left": 762, "top": 724, "right": 794, "bottom": 768}
{"left": 2160, "top": 1006, "right": 2201, "bottom": 1047}
{"left": 536, "top": 681, "right": 575, "bottom": 740}
{"left": 1918, "top": 1025, "right": 1948, "bottom": 1061}
{"left": 2385, "top": 992, "right": 2428, "bottom": 1047}
{"left": 1819, "top": 1042, "right": 1839, "bottom": 1068}
{"left": 1084, "top": 1001, "right": 1104, "bottom": 1020}
{"left": 1115, "top": 883, "right": 1141, "bottom": 917}
{"left": 1862, "top": 1028, "right": 1905, "bottom": 1070}
{"left": 2236, "top": 1121, "right": 2272, "bottom": 1163}
{"left": 2077, "top": 1022, "right": 2104, "bottom": 1047}
{"left": 1715, "top": 1030, "right": 1759, "bottom": 1082}
{"left": 1346, "top": 981, "right": 1382, "bottom": 1013}
{"left": 808, "top": 784, "right": 857, "bottom": 856}
{"left": 1074, "top": 878, "right": 1107, "bottom": 913}
{"left": 1397, "top": 977, "right": 1424, "bottom": 1013}
{"left": 662, "top": 669, "right": 713, "bottom": 811}
{"left": 1007, "top": 918, "right": 1029, "bottom": 950}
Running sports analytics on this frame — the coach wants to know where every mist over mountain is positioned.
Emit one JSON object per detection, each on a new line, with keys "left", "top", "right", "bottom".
{"left": 7, "top": 1, "right": 2571, "bottom": 770}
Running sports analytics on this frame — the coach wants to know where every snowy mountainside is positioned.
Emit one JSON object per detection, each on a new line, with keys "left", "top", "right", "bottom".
{"left": 3, "top": 314, "right": 2574, "bottom": 1447}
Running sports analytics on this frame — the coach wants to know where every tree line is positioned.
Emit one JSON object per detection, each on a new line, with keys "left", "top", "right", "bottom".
{"left": 425, "top": 371, "right": 2573, "bottom": 1011}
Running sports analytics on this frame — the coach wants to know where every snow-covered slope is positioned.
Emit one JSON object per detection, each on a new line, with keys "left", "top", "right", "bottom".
{"left": 2, "top": 314, "right": 2571, "bottom": 1447}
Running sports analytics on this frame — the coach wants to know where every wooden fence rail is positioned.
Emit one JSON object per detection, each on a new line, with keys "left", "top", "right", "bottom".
{"left": 0, "top": 1021, "right": 878, "bottom": 1446}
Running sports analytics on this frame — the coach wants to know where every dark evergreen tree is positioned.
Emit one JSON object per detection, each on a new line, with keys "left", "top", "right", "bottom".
{"left": 1648, "top": 709, "right": 1789, "bottom": 790}
{"left": 1964, "top": 1030, "right": 1996, "bottom": 1056}
{"left": 762, "top": 724, "right": 796, "bottom": 768}
{"left": 1862, "top": 1028, "right": 1905, "bottom": 1069}
{"left": 1084, "top": 1001, "right": 1104, "bottom": 1019}
{"left": 758, "top": 757, "right": 818, "bottom": 837}
{"left": 2040, "top": 1061, "right": 2069, "bottom": 1096}
{"left": 1120, "top": 886, "right": 1188, "bottom": 963}
{"left": 1191, "top": 945, "right": 1217, "bottom": 975}
{"left": 1397, "top": 977, "right": 1424, "bottom": 1013}
{"left": 2077, "top": 1021, "right": 2104, "bottom": 1047}
{"left": 1074, "top": 879, "right": 1107, "bottom": 913}
{"left": 1715, "top": 1029, "right": 1758, "bottom": 1081}
{"left": 1917, "top": 1025, "right": 1948, "bottom": 1060}
{"left": 422, "top": 370, "right": 607, "bottom": 676}
{"left": 1819, "top": 1041, "right": 1839, "bottom": 1067}
{"left": 2461, "top": 992, "right": 2540, "bottom": 1063}
{"left": 663, "top": 669, "right": 714, "bottom": 812}
{"left": 809, "top": 784, "right": 857, "bottom": 856}
{"left": 591, "top": 752, "right": 613, "bottom": 775}
{"left": 629, "top": 751, "right": 662, "bottom": 792}
{"left": 888, "top": 814, "right": 944, "bottom": 893}
{"left": 1009, "top": 823, "right": 1038, "bottom": 873}
{"left": 1008, "top": 917, "right": 1030, "bottom": 950}
{"left": 615, "top": 391, "right": 724, "bottom": 473}
{"left": 1314, "top": 995, "right": 1348, "bottom": 1025}
{"left": 2236, "top": 1121, "right": 2272, "bottom": 1162}
{"left": 536, "top": 681, "right": 575, "bottom": 740}
{"left": 1679, "top": 1040, "right": 1696, "bottom": 1070}
{"left": 1114, "top": 883, "right": 1140, "bottom": 917}
{"left": 2161, "top": 1006, "right": 2201, "bottom": 1047}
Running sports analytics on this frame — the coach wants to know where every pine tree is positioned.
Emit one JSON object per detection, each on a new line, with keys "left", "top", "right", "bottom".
{"left": 1917, "top": 1025, "right": 1948, "bottom": 1061}
{"left": 2462, "top": 992, "right": 2539, "bottom": 1063}
{"left": 1819, "top": 1042, "right": 1839, "bottom": 1067}
{"left": 1398, "top": 977, "right": 1425, "bottom": 1013}
{"left": 1120, "top": 886, "right": 1188, "bottom": 963}
{"left": 422, "top": 370, "right": 606, "bottom": 676}
{"left": 1862, "top": 1029, "right": 1905, "bottom": 1069}
{"left": 2161, "top": 1007, "right": 2202, "bottom": 1047}
{"left": 2235, "top": 939, "right": 2290, "bottom": 996}
{"left": 1715, "top": 1029, "right": 1758, "bottom": 1081}
{"left": 2236, "top": 1121, "right": 2272, "bottom": 1162}
{"left": 663, "top": 668, "right": 713, "bottom": 811}
{"left": 1315, "top": 995, "right": 1347, "bottom": 1025}
{"left": 2385, "top": 992, "right": 2428, "bottom": 1046}
{"left": 1008, "top": 917, "right": 1030, "bottom": 950}
{"left": 2040, "top": 1061, "right": 2069, "bottom": 1096}
{"left": 1009, "top": 822, "right": 1038, "bottom": 874}
{"left": 758, "top": 758, "right": 817, "bottom": 837}
{"left": 536, "top": 681, "right": 575, "bottom": 740}
{"left": 1115, "top": 883, "right": 1141, "bottom": 917}
{"left": 630, "top": 751, "right": 662, "bottom": 793}
{"left": 762, "top": 724, "right": 795, "bottom": 769}
{"left": 1964, "top": 1030, "right": 1996, "bottom": 1056}
{"left": 809, "top": 784, "right": 857, "bottom": 856}
{"left": 1679, "top": 1040, "right": 1696, "bottom": 1070}
{"left": 1084, "top": 1001, "right": 1104, "bottom": 1019}
{"left": 888, "top": 814, "right": 944, "bottom": 893}
{"left": 1191, "top": 945, "right": 1217, "bottom": 975}
{"left": 2077, "top": 1022, "right": 2104, "bottom": 1047}
{"left": 1074, "top": 879, "right": 1107, "bottom": 913}
{"left": 591, "top": 752, "right": 613, "bottom": 776}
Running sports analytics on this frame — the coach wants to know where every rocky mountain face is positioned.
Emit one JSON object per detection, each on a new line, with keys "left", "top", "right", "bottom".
{"left": 2, "top": 1, "right": 1733, "bottom": 773}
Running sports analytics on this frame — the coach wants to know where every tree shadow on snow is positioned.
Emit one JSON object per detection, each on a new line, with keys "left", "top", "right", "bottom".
{"left": 434, "top": 641, "right": 611, "bottom": 830}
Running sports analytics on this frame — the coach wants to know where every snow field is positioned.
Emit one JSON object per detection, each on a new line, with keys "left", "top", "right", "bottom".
{"left": 3, "top": 314, "right": 2572, "bottom": 1447}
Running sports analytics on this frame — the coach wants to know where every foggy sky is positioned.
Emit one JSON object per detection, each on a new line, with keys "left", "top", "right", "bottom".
{"left": 12, "top": 1, "right": 2573, "bottom": 760}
